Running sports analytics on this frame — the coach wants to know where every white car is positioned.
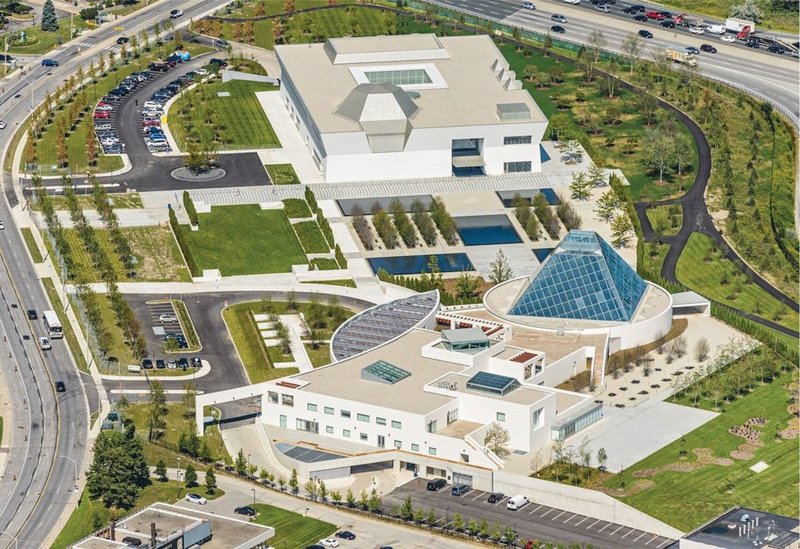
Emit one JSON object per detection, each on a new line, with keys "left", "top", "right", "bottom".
{"left": 39, "top": 337, "right": 51, "bottom": 350}
{"left": 159, "top": 313, "right": 177, "bottom": 323}
{"left": 0, "top": 120, "right": 6, "bottom": 130}
{"left": 319, "top": 540, "right": 339, "bottom": 548}
{"left": 0, "top": 220, "right": 5, "bottom": 230}
{"left": 562, "top": 0, "right": 580, "bottom": 4}
{"left": 95, "top": 104, "right": 114, "bottom": 111}
{"left": 170, "top": 9, "right": 183, "bottom": 18}
{"left": 689, "top": 26, "right": 705, "bottom": 35}
{"left": 720, "top": 34, "right": 736, "bottom": 43}
{"left": 185, "top": 493, "right": 207, "bottom": 505}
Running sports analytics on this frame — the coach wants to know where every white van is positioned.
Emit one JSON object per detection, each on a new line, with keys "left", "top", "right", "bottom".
{"left": 521, "top": 1, "right": 535, "bottom": 9}
{"left": 506, "top": 495, "right": 529, "bottom": 510}
{"left": 127, "top": 364, "right": 142, "bottom": 373}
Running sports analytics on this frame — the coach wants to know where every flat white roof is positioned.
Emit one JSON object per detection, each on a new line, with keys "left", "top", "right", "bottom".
{"left": 276, "top": 34, "right": 545, "bottom": 133}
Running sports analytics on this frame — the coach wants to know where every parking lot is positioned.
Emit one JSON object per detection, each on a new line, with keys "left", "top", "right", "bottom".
{"left": 140, "top": 300, "right": 198, "bottom": 368}
{"left": 383, "top": 479, "right": 675, "bottom": 549}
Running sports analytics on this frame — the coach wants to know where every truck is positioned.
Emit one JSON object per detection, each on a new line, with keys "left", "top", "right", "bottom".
{"left": 666, "top": 47, "right": 698, "bottom": 67}
{"left": 726, "top": 17, "right": 755, "bottom": 38}
{"left": 675, "top": 13, "right": 703, "bottom": 28}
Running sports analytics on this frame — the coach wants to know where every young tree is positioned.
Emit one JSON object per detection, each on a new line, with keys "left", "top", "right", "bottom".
{"left": 400, "top": 495, "right": 413, "bottom": 520}
{"left": 641, "top": 127, "right": 675, "bottom": 183}
{"left": 288, "top": 468, "right": 299, "bottom": 494}
{"left": 182, "top": 381, "right": 197, "bottom": 419}
{"left": 694, "top": 337, "right": 711, "bottom": 362}
{"left": 205, "top": 466, "right": 217, "bottom": 494}
{"left": 318, "top": 479, "right": 328, "bottom": 502}
{"left": 147, "top": 380, "right": 167, "bottom": 442}
{"left": 235, "top": 449, "right": 248, "bottom": 476}
{"left": 184, "top": 464, "right": 198, "bottom": 488}
{"left": 346, "top": 488, "right": 356, "bottom": 508}
{"left": 304, "top": 478, "right": 318, "bottom": 501}
{"left": 41, "top": 0, "right": 59, "bottom": 31}
{"left": 621, "top": 32, "right": 644, "bottom": 74}
{"left": 569, "top": 171, "right": 591, "bottom": 200}
{"left": 155, "top": 459, "right": 168, "bottom": 482}
{"left": 489, "top": 249, "right": 513, "bottom": 284}
{"left": 452, "top": 511, "right": 465, "bottom": 531}
{"left": 483, "top": 422, "right": 511, "bottom": 458}
{"left": 597, "top": 447, "right": 608, "bottom": 472}
{"left": 610, "top": 214, "right": 634, "bottom": 248}
{"left": 672, "top": 132, "right": 694, "bottom": 176}
{"left": 585, "top": 30, "right": 607, "bottom": 81}
{"left": 455, "top": 270, "right": 480, "bottom": 300}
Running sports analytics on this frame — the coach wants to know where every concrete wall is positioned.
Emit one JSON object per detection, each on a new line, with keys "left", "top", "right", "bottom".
{"left": 492, "top": 471, "right": 684, "bottom": 539}
{"left": 221, "top": 69, "right": 279, "bottom": 85}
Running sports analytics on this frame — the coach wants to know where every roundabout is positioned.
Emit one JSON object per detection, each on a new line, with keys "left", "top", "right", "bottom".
{"left": 171, "top": 166, "right": 227, "bottom": 182}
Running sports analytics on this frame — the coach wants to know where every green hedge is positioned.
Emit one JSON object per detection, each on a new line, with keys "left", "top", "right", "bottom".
{"left": 282, "top": 198, "right": 312, "bottom": 219}
{"left": 293, "top": 221, "right": 330, "bottom": 253}
{"left": 183, "top": 191, "right": 198, "bottom": 226}
{"left": 304, "top": 186, "right": 318, "bottom": 213}
{"left": 169, "top": 208, "right": 199, "bottom": 276}
{"left": 334, "top": 244, "right": 347, "bottom": 269}
{"left": 712, "top": 303, "right": 798, "bottom": 364}
{"left": 316, "top": 211, "right": 334, "bottom": 247}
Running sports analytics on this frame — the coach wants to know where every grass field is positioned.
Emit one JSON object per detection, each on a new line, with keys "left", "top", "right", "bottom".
{"left": 21, "top": 227, "right": 43, "bottom": 263}
{"left": 52, "top": 481, "right": 224, "bottom": 549}
{"left": 676, "top": 232, "right": 798, "bottom": 331}
{"left": 267, "top": 163, "right": 301, "bottom": 185}
{"left": 32, "top": 193, "right": 144, "bottom": 211}
{"left": 293, "top": 220, "right": 330, "bottom": 253}
{"left": 646, "top": 205, "right": 683, "bottom": 237}
{"left": 305, "top": 343, "right": 331, "bottom": 368}
{"left": 179, "top": 205, "right": 307, "bottom": 275}
{"left": 227, "top": 56, "right": 268, "bottom": 75}
{"left": 283, "top": 198, "right": 311, "bottom": 218}
{"left": 41, "top": 278, "right": 89, "bottom": 373}
{"left": 605, "top": 370, "right": 799, "bottom": 531}
{"left": 169, "top": 80, "right": 280, "bottom": 150}
{"left": 3, "top": 16, "right": 89, "bottom": 54}
{"left": 252, "top": 503, "right": 337, "bottom": 548}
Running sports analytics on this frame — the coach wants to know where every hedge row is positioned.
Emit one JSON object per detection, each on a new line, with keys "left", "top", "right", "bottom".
{"left": 183, "top": 191, "right": 199, "bottom": 226}
{"left": 169, "top": 208, "right": 200, "bottom": 277}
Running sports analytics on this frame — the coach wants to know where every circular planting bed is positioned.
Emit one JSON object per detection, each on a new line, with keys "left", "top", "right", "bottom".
{"left": 171, "top": 166, "right": 226, "bottom": 182}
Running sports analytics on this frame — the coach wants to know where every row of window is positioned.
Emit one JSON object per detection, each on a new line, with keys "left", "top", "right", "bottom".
{"left": 504, "top": 135, "right": 532, "bottom": 145}
{"left": 282, "top": 396, "right": 404, "bottom": 429}
{"left": 504, "top": 161, "right": 532, "bottom": 173}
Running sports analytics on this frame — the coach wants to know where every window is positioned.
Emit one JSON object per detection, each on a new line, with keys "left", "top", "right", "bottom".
{"left": 497, "top": 412, "right": 506, "bottom": 422}
{"left": 533, "top": 408, "right": 544, "bottom": 429}
{"left": 341, "top": 410, "right": 351, "bottom": 418}
{"left": 307, "top": 403, "right": 317, "bottom": 412}
{"left": 394, "top": 440, "right": 402, "bottom": 449}
{"left": 391, "top": 420, "right": 402, "bottom": 429}
{"left": 360, "top": 433, "right": 368, "bottom": 441}
{"left": 426, "top": 420, "right": 437, "bottom": 433}
{"left": 325, "top": 425, "right": 334, "bottom": 434}
{"left": 504, "top": 161, "right": 532, "bottom": 173}
{"left": 357, "top": 413, "right": 370, "bottom": 423}
{"left": 411, "top": 443, "right": 420, "bottom": 452}
{"left": 447, "top": 409, "right": 458, "bottom": 425}
{"left": 376, "top": 417, "right": 387, "bottom": 426}
{"left": 281, "top": 394, "right": 294, "bottom": 407}
{"left": 343, "top": 429, "right": 351, "bottom": 438}
{"left": 504, "top": 135, "right": 532, "bottom": 145}
{"left": 296, "top": 419, "right": 318, "bottom": 433}
{"left": 268, "top": 391, "right": 279, "bottom": 404}
{"left": 428, "top": 447, "right": 437, "bottom": 456}
{"left": 324, "top": 406, "right": 334, "bottom": 415}
{"left": 279, "top": 415, "right": 287, "bottom": 428}
{"left": 363, "top": 68, "right": 432, "bottom": 86}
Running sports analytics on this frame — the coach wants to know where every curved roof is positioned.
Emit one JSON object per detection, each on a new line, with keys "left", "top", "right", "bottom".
{"left": 330, "top": 291, "right": 439, "bottom": 361}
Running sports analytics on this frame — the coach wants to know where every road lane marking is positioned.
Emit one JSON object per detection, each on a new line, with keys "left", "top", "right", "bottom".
{"left": 471, "top": 491, "right": 484, "bottom": 501}
{"left": 657, "top": 538, "right": 674, "bottom": 548}
{"left": 586, "top": 519, "right": 600, "bottom": 529}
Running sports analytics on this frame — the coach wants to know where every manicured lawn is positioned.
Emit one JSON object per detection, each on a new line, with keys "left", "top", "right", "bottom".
{"left": 676, "top": 232, "right": 798, "bottom": 331}
{"left": 310, "top": 257, "right": 340, "bottom": 270}
{"left": 604, "top": 370, "right": 799, "bottom": 531}
{"left": 41, "top": 278, "right": 89, "bottom": 373}
{"left": 52, "top": 481, "right": 224, "bottom": 549}
{"left": 646, "top": 205, "right": 683, "bottom": 237}
{"left": 179, "top": 205, "right": 308, "bottom": 275}
{"left": 21, "top": 227, "right": 43, "bottom": 262}
{"left": 267, "top": 345, "right": 293, "bottom": 363}
{"left": 267, "top": 163, "right": 301, "bottom": 185}
{"left": 169, "top": 79, "right": 280, "bottom": 150}
{"left": 283, "top": 198, "right": 311, "bottom": 218}
{"left": 306, "top": 279, "right": 357, "bottom": 288}
{"left": 251, "top": 503, "right": 337, "bottom": 548}
{"left": 305, "top": 343, "right": 331, "bottom": 368}
{"left": 293, "top": 220, "right": 330, "bottom": 253}
{"left": 33, "top": 193, "right": 144, "bottom": 211}
{"left": 3, "top": 16, "right": 89, "bottom": 54}
{"left": 228, "top": 57, "right": 268, "bottom": 75}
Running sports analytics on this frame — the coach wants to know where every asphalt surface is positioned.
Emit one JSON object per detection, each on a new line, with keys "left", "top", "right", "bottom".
{"left": 0, "top": 1, "right": 233, "bottom": 547}
{"left": 384, "top": 478, "right": 675, "bottom": 549}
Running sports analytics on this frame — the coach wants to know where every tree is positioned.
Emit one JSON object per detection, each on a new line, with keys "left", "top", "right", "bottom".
{"left": 235, "top": 449, "right": 248, "bottom": 476}
{"left": 621, "top": 32, "right": 644, "bottom": 74}
{"left": 611, "top": 214, "right": 634, "bottom": 248}
{"left": 483, "top": 422, "right": 511, "bottom": 458}
{"left": 730, "top": 0, "right": 763, "bottom": 21}
{"left": 182, "top": 381, "right": 197, "bottom": 419}
{"left": 41, "top": 0, "right": 59, "bottom": 31}
{"left": 586, "top": 30, "right": 607, "bottom": 81}
{"left": 569, "top": 171, "right": 591, "bottom": 200}
{"left": 184, "top": 464, "right": 198, "bottom": 488}
{"left": 672, "top": 132, "right": 694, "bottom": 176}
{"left": 426, "top": 507, "right": 437, "bottom": 527}
{"left": 155, "top": 459, "right": 168, "bottom": 482}
{"left": 86, "top": 122, "right": 97, "bottom": 167}
{"left": 205, "top": 466, "right": 217, "bottom": 494}
{"left": 641, "top": 127, "right": 675, "bottom": 183}
{"left": 489, "top": 249, "right": 513, "bottom": 284}
{"left": 597, "top": 447, "right": 608, "bottom": 472}
{"left": 694, "top": 337, "right": 711, "bottom": 362}
{"left": 400, "top": 495, "right": 413, "bottom": 520}
{"left": 178, "top": 426, "right": 201, "bottom": 457}
{"left": 304, "top": 478, "right": 318, "bottom": 501}
{"left": 288, "top": 468, "right": 299, "bottom": 494}
{"left": 318, "top": 479, "right": 328, "bottom": 502}
{"left": 147, "top": 380, "right": 167, "bottom": 442}
{"left": 86, "top": 430, "right": 149, "bottom": 509}
{"left": 346, "top": 488, "right": 356, "bottom": 508}
{"left": 455, "top": 270, "right": 480, "bottom": 300}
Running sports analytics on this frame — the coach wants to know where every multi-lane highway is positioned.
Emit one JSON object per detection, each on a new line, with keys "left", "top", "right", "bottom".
{"left": 0, "top": 1, "right": 229, "bottom": 547}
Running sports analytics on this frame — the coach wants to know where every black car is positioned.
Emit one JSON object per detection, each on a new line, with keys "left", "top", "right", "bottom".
{"left": 335, "top": 531, "right": 356, "bottom": 540}
{"left": 55, "top": 381, "right": 66, "bottom": 392}
{"left": 149, "top": 62, "right": 169, "bottom": 72}
{"left": 659, "top": 10, "right": 672, "bottom": 18}
{"left": 638, "top": 29, "right": 653, "bottom": 38}
{"left": 622, "top": 6, "right": 636, "bottom": 13}
{"left": 156, "top": 359, "right": 166, "bottom": 369}
{"left": 633, "top": 14, "right": 648, "bottom": 22}
{"left": 487, "top": 492, "right": 505, "bottom": 503}
{"left": 746, "top": 38, "right": 759, "bottom": 48}
{"left": 426, "top": 478, "right": 446, "bottom": 491}
{"left": 234, "top": 505, "right": 257, "bottom": 516}
{"left": 550, "top": 25, "right": 566, "bottom": 34}
{"left": 209, "top": 58, "right": 228, "bottom": 68}
{"left": 116, "top": 36, "right": 129, "bottom": 45}
{"left": 700, "top": 44, "right": 718, "bottom": 53}
{"left": 630, "top": 4, "right": 646, "bottom": 11}
{"left": 27, "top": 309, "right": 37, "bottom": 320}
{"left": 177, "top": 358, "right": 190, "bottom": 370}
{"left": 191, "top": 356, "right": 202, "bottom": 368}
{"left": 767, "top": 44, "right": 785, "bottom": 54}
{"left": 660, "top": 20, "right": 675, "bottom": 28}
{"left": 142, "top": 359, "right": 154, "bottom": 369}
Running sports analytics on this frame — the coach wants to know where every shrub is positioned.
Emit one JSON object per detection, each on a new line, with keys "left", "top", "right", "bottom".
{"left": 533, "top": 194, "right": 560, "bottom": 239}
{"left": 351, "top": 205, "right": 374, "bottom": 251}
{"left": 79, "top": 7, "right": 99, "bottom": 20}
{"left": 429, "top": 197, "right": 458, "bottom": 245}
{"left": 282, "top": 198, "right": 311, "bottom": 219}
{"left": 390, "top": 199, "right": 417, "bottom": 247}
{"left": 557, "top": 198, "right": 582, "bottom": 230}
{"left": 183, "top": 191, "right": 198, "bottom": 226}
{"left": 304, "top": 186, "right": 318, "bottom": 213}
{"left": 334, "top": 244, "right": 347, "bottom": 269}
{"left": 372, "top": 210, "right": 399, "bottom": 249}
{"left": 316, "top": 210, "right": 334, "bottom": 247}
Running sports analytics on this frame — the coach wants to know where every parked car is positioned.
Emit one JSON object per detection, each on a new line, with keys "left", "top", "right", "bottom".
{"left": 335, "top": 531, "right": 356, "bottom": 540}
{"left": 487, "top": 492, "right": 505, "bottom": 503}
{"left": 318, "top": 540, "right": 339, "bottom": 548}
{"left": 638, "top": 29, "right": 653, "bottom": 38}
{"left": 141, "top": 359, "right": 154, "bottom": 369}
{"left": 235, "top": 506, "right": 257, "bottom": 516}
{"left": 156, "top": 359, "right": 166, "bottom": 369}
{"left": 116, "top": 36, "right": 129, "bottom": 44}
{"left": 27, "top": 309, "right": 37, "bottom": 320}
{"left": 93, "top": 111, "right": 111, "bottom": 119}
{"left": 167, "top": 359, "right": 177, "bottom": 369}
{"left": 55, "top": 380, "right": 66, "bottom": 392}
{"left": 185, "top": 493, "right": 206, "bottom": 505}
{"left": 506, "top": 495, "right": 529, "bottom": 510}
{"left": 208, "top": 58, "right": 228, "bottom": 68}
{"left": 550, "top": 25, "right": 566, "bottom": 33}
{"left": 41, "top": 58, "right": 59, "bottom": 67}
{"left": 426, "top": 478, "right": 446, "bottom": 491}
{"left": 700, "top": 44, "right": 718, "bottom": 53}
{"left": 191, "top": 357, "right": 202, "bottom": 368}
{"left": 451, "top": 484, "right": 471, "bottom": 496}
{"left": 177, "top": 358, "right": 190, "bottom": 369}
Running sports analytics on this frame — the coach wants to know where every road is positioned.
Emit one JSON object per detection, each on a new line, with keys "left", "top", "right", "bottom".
{"left": 0, "top": 1, "right": 231, "bottom": 547}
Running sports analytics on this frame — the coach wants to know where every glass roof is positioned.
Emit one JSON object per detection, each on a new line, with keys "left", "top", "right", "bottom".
{"left": 509, "top": 231, "right": 647, "bottom": 322}
{"left": 466, "top": 371, "right": 520, "bottom": 396}
{"left": 362, "top": 360, "right": 411, "bottom": 385}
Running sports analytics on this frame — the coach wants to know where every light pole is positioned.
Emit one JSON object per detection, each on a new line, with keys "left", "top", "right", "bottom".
{"left": 177, "top": 456, "right": 182, "bottom": 496}
{"left": 251, "top": 488, "right": 255, "bottom": 507}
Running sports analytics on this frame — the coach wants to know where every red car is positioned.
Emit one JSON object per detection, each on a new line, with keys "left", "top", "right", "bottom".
{"left": 646, "top": 10, "right": 665, "bottom": 19}
{"left": 93, "top": 111, "right": 110, "bottom": 119}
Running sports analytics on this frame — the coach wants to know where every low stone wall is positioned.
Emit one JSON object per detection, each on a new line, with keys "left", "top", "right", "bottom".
{"left": 222, "top": 69, "right": 279, "bottom": 86}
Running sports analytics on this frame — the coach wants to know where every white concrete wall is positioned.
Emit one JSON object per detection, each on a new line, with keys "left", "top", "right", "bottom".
{"left": 610, "top": 287, "right": 674, "bottom": 350}
{"left": 492, "top": 471, "right": 684, "bottom": 539}
{"left": 533, "top": 346, "right": 589, "bottom": 388}
{"left": 221, "top": 69, "right": 279, "bottom": 85}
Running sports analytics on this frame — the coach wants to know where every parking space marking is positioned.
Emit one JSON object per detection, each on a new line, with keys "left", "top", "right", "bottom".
{"left": 470, "top": 491, "right": 484, "bottom": 501}
{"left": 656, "top": 537, "right": 673, "bottom": 547}
{"left": 573, "top": 516, "right": 588, "bottom": 527}
{"left": 540, "top": 507, "right": 555, "bottom": 518}
{"left": 610, "top": 525, "right": 625, "bottom": 536}
{"left": 496, "top": 497, "right": 509, "bottom": 506}
{"left": 586, "top": 519, "right": 600, "bottom": 529}
{"left": 632, "top": 531, "right": 647, "bottom": 542}
{"left": 552, "top": 510, "right": 566, "bottom": 521}
{"left": 561, "top": 513, "right": 576, "bottom": 523}
{"left": 527, "top": 504, "right": 542, "bottom": 515}
{"left": 598, "top": 522, "right": 612, "bottom": 532}
{"left": 621, "top": 528, "right": 635, "bottom": 539}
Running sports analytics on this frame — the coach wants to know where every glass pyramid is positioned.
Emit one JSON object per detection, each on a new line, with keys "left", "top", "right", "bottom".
{"left": 509, "top": 231, "right": 647, "bottom": 322}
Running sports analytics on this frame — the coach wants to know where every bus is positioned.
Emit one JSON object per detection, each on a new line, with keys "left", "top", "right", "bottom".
{"left": 43, "top": 310, "right": 63, "bottom": 339}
